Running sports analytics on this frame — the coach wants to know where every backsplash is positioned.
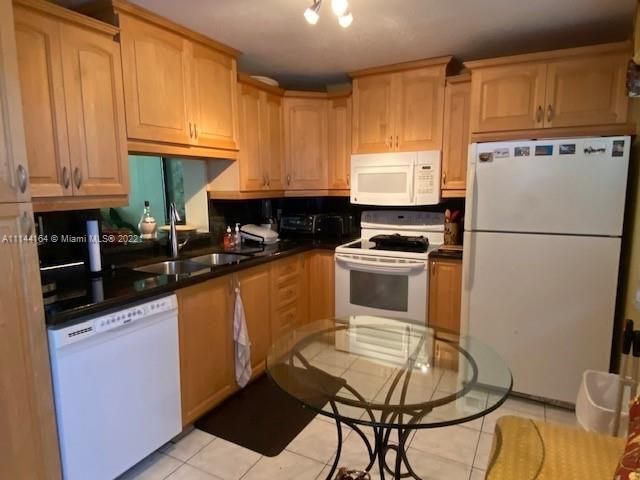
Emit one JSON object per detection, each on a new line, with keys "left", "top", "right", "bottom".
{"left": 209, "top": 196, "right": 465, "bottom": 240}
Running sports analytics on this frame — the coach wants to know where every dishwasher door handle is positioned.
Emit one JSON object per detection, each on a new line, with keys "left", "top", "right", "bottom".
{"left": 335, "top": 255, "right": 425, "bottom": 275}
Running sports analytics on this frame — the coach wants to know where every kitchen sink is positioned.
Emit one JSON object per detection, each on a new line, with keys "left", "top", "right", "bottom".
{"left": 188, "top": 253, "right": 250, "bottom": 266}
{"left": 133, "top": 259, "right": 210, "bottom": 276}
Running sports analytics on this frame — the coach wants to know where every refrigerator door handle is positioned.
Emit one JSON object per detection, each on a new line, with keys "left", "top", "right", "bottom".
{"left": 464, "top": 144, "right": 478, "bottom": 231}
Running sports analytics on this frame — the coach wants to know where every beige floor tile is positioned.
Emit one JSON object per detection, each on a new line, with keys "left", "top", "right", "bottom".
{"left": 545, "top": 405, "right": 578, "bottom": 427}
{"left": 327, "top": 426, "right": 378, "bottom": 472}
{"left": 286, "top": 419, "right": 349, "bottom": 463}
{"left": 490, "top": 395, "right": 545, "bottom": 417}
{"left": 470, "top": 468, "right": 486, "bottom": 480}
{"left": 410, "top": 424, "right": 480, "bottom": 466}
{"left": 348, "top": 357, "right": 397, "bottom": 379}
{"left": 404, "top": 449, "right": 472, "bottom": 480}
{"left": 473, "top": 433, "right": 494, "bottom": 471}
{"left": 426, "top": 390, "right": 487, "bottom": 431}
{"left": 166, "top": 464, "right": 221, "bottom": 480}
{"left": 117, "top": 452, "right": 182, "bottom": 480}
{"left": 313, "top": 349, "right": 357, "bottom": 369}
{"left": 161, "top": 429, "right": 215, "bottom": 462}
{"left": 243, "top": 450, "right": 325, "bottom": 480}
{"left": 437, "top": 370, "right": 473, "bottom": 394}
{"left": 316, "top": 464, "right": 380, "bottom": 480}
{"left": 187, "top": 438, "right": 260, "bottom": 480}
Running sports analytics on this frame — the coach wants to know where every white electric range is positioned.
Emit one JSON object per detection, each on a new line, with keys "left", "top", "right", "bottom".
{"left": 335, "top": 211, "right": 444, "bottom": 323}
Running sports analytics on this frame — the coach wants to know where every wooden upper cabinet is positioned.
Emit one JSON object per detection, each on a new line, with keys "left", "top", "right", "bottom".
{"left": 351, "top": 58, "right": 450, "bottom": 154}
{"left": 115, "top": 4, "right": 240, "bottom": 155}
{"left": 14, "top": 7, "right": 71, "bottom": 198}
{"left": 177, "top": 276, "right": 234, "bottom": 426}
{"left": 469, "top": 62, "right": 547, "bottom": 132}
{"left": 465, "top": 42, "right": 630, "bottom": 134}
{"left": 328, "top": 95, "right": 351, "bottom": 189}
{"left": 283, "top": 95, "right": 328, "bottom": 190}
{"left": 0, "top": 202, "right": 61, "bottom": 479}
{"left": 428, "top": 258, "right": 462, "bottom": 333}
{"left": 238, "top": 83, "right": 263, "bottom": 191}
{"left": 0, "top": 0, "right": 30, "bottom": 203}
{"left": 191, "top": 42, "right": 238, "bottom": 149}
{"left": 119, "top": 14, "right": 191, "bottom": 145}
{"left": 544, "top": 52, "right": 628, "bottom": 128}
{"left": 352, "top": 74, "right": 394, "bottom": 153}
{"left": 260, "top": 92, "right": 284, "bottom": 190}
{"left": 60, "top": 22, "right": 128, "bottom": 196}
{"left": 442, "top": 76, "right": 471, "bottom": 193}
{"left": 395, "top": 67, "right": 445, "bottom": 151}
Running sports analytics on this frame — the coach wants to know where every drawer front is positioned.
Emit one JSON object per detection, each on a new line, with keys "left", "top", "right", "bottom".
{"left": 275, "top": 304, "right": 298, "bottom": 334}
{"left": 275, "top": 281, "right": 300, "bottom": 309}
{"left": 273, "top": 255, "right": 302, "bottom": 282}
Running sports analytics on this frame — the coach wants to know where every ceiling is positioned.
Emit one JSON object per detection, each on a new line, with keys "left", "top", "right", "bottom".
{"left": 89, "top": 0, "right": 639, "bottom": 89}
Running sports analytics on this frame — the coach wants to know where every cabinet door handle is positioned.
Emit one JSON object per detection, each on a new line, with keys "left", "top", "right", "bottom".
{"left": 194, "top": 123, "right": 198, "bottom": 138}
{"left": 546, "top": 105, "right": 554, "bottom": 123}
{"left": 442, "top": 171, "right": 447, "bottom": 185}
{"left": 266, "top": 176, "right": 270, "bottom": 187}
{"left": 73, "top": 167, "right": 82, "bottom": 189}
{"left": 347, "top": 173, "right": 350, "bottom": 186}
{"left": 16, "top": 164, "right": 28, "bottom": 193}
{"left": 389, "top": 136, "right": 393, "bottom": 151}
{"left": 62, "top": 166, "right": 70, "bottom": 189}
{"left": 189, "top": 122, "right": 193, "bottom": 138}
{"left": 287, "top": 174, "right": 291, "bottom": 186}
{"left": 536, "top": 105, "right": 543, "bottom": 123}
{"left": 431, "top": 263, "right": 436, "bottom": 275}
{"left": 396, "top": 135, "right": 399, "bottom": 149}
{"left": 21, "top": 211, "right": 33, "bottom": 236}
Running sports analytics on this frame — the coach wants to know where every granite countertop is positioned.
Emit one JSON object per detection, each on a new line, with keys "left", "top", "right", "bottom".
{"left": 44, "top": 236, "right": 355, "bottom": 328}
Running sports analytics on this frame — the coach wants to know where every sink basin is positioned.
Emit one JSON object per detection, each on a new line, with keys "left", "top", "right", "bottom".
{"left": 133, "top": 259, "right": 209, "bottom": 276}
{"left": 189, "top": 253, "right": 250, "bottom": 266}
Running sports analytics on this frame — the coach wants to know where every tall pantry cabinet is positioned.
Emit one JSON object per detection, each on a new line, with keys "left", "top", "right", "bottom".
{"left": 0, "top": 0, "right": 61, "bottom": 478}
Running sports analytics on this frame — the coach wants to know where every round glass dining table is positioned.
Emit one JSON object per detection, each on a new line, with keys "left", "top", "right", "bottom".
{"left": 266, "top": 317, "right": 513, "bottom": 480}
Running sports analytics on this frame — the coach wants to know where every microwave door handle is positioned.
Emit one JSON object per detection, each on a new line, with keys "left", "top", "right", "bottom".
{"left": 336, "top": 255, "right": 424, "bottom": 275}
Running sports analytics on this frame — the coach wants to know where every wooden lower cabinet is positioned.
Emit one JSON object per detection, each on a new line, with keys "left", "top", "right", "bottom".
{"left": 177, "top": 276, "right": 234, "bottom": 426}
{"left": 307, "top": 251, "right": 335, "bottom": 322}
{"left": 428, "top": 257, "right": 462, "bottom": 334}
{"left": 0, "top": 202, "right": 61, "bottom": 479}
{"left": 237, "top": 264, "right": 271, "bottom": 377}
{"left": 270, "top": 253, "right": 308, "bottom": 340}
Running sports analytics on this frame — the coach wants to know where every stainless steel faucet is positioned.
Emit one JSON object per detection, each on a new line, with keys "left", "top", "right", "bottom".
{"left": 168, "top": 203, "right": 180, "bottom": 258}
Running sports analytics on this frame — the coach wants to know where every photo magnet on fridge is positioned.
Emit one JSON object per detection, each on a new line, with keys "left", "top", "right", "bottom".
{"left": 514, "top": 146, "right": 530, "bottom": 157}
{"left": 612, "top": 140, "right": 625, "bottom": 157}
{"left": 479, "top": 152, "right": 493, "bottom": 162}
{"left": 493, "top": 148, "right": 510, "bottom": 159}
{"left": 559, "top": 144, "right": 576, "bottom": 155}
{"left": 584, "top": 141, "right": 606, "bottom": 155}
{"left": 535, "top": 145, "right": 553, "bottom": 156}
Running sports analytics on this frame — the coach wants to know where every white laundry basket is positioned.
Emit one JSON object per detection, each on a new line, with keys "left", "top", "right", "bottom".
{"left": 576, "top": 369, "right": 628, "bottom": 436}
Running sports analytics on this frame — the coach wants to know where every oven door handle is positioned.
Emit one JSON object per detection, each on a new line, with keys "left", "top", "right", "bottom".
{"left": 335, "top": 255, "right": 425, "bottom": 275}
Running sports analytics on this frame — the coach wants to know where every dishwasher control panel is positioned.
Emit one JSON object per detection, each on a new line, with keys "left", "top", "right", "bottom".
{"left": 49, "top": 295, "right": 178, "bottom": 348}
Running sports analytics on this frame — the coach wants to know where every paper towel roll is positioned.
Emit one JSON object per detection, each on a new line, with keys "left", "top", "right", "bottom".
{"left": 86, "top": 220, "right": 101, "bottom": 273}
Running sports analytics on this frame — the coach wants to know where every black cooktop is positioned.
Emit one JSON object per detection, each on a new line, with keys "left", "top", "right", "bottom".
{"left": 346, "top": 234, "right": 430, "bottom": 253}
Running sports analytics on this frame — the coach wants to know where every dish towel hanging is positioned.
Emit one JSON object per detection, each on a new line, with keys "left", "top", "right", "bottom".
{"left": 233, "top": 282, "right": 252, "bottom": 388}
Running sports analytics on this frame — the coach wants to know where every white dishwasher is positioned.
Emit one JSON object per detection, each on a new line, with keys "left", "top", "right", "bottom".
{"left": 48, "top": 294, "right": 182, "bottom": 480}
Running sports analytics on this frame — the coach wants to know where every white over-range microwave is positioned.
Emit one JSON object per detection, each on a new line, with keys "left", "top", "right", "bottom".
{"left": 350, "top": 151, "right": 441, "bottom": 206}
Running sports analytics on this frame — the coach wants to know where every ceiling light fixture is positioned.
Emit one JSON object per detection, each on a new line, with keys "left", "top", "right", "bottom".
{"left": 331, "top": 0, "right": 349, "bottom": 16}
{"left": 338, "top": 11, "right": 353, "bottom": 28}
{"left": 304, "top": 0, "right": 321, "bottom": 25}
{"left": 303, "top": 0, "right": 354, "bottom": 27}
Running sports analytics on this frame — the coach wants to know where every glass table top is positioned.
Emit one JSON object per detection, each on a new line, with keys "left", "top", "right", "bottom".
{"left": 266, "top": 317, "right": 513, "bottom": 429}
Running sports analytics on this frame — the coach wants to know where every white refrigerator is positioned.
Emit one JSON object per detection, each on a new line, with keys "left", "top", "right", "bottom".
{"left": 461, "top": 136, "right": 630, "bottom": 404}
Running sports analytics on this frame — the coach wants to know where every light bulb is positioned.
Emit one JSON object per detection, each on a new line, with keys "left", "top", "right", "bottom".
{"left": 338, "top": 11, "right": 353, "bottom": 28}
{"left": 331, "top": 0, "right": 348, "bottom": 16}
{"left": 304, "top": 1, "right": 321, "bottom": 25}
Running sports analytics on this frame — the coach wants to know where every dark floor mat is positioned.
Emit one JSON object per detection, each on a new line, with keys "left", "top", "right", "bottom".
{"left": 195, "top": 366, "right": 345, "bottom": 457}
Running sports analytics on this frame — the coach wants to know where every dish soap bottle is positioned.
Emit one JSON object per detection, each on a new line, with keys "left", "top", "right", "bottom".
{"left": 138, "top": 200, "right": 157, "bottom": 240}
{"left": 234, "top": 223, "right": 242, "bottom": 249}
{"left": 223, "top": 226, "right": 234, "bottom": 250}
